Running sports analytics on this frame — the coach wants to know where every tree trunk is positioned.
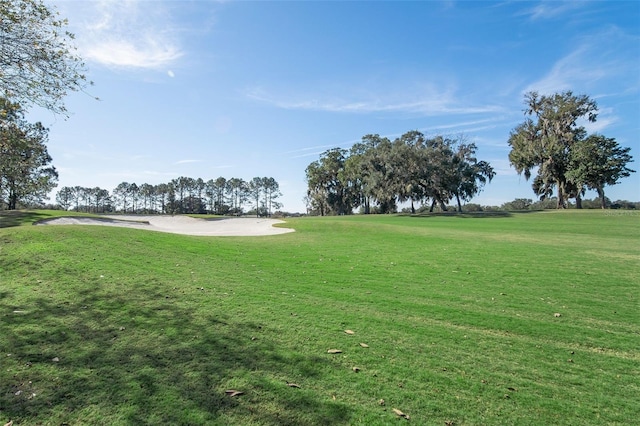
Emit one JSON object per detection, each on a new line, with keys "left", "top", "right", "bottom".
{"left": 597, "top": 187, "right": 606, "bottom": 209}
{"left": 456, "top": 194, "right": 462, "bottom": 212}
{"left": 575, "top": 194, "right": 582, "bottom": 209}
{"left": 8, "top": 188, "right": 17, "bottom": 210}
{"left": 556, "top": 181, "right": 566, "bottom": 209}
{"left": 411, "top": 200, "right": 415, "bottom": 214}
{"left": 429, "top": 199, "right": 436, "bottom": 213}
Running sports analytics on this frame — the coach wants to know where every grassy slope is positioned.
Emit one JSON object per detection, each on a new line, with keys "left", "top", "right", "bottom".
{"left": 0, "top": 210, "right": 638, "bottom": 425}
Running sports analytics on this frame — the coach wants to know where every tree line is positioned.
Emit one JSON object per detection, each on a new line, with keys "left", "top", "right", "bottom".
{"left": 55, "top": 176, "right": 283, "bottom": 216}
{"left": 305, "top": 131, "right": 495, "bottom": 215}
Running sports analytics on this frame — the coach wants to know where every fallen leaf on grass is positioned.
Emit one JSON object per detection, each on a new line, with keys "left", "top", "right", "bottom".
{"left": 507, "top": 387, "right": 517, "bottom": 392}
{"left": 51, "top": 357, "right": 60, "bottom": 362}
{"left": 286, "top": 382, "right": 301, "bottom": 388}
{"left": 5, "top": 421, "right": 13, "bottom": 426}
{"left": 225, "top": 390, "right": 244, "bottom": 397}
{"left": 327, "top": 349, "right": 342, "bottom": 354}
{"left": 378, "top": 398, "right": 385, "bottom": 406}
{"left": 359, "top": 343, "right": 369, "bottom": 348}
{"left": 392, "top": 408, "right": 410, "bottom": 420}
{"left": 352, "top": 367, "right": 360, "bottom": 373}
{"left": 554, "top": 313, "right": 562, "bottom": 317}
{"left": 344, "top": 329, "right": 355, "bottom": 335}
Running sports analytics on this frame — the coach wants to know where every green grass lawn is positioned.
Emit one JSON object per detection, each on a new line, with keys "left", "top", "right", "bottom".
{"left": 1, "top": 210, "right": 638, "bottom": 425}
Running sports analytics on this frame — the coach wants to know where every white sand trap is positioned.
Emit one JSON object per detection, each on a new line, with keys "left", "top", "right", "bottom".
{"left": 37, "top": 215, "right": 295, "bottom": 236}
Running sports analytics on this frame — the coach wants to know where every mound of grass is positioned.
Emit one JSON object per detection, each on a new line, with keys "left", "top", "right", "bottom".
{"left": 1, "top": 210, "right": 638, "bottom": 425}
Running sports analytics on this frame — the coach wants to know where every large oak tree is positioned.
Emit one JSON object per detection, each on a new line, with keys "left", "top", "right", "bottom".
{"left": 508, "top": 91, "right": 597, "bottom": 208}
{"left": 508, "top": 91, "right": 634, "bottom": 208}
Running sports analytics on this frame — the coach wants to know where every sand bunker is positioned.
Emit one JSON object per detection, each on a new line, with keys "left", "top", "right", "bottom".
{"left": 37, "top": 215, "right": 294, "bottom": 236}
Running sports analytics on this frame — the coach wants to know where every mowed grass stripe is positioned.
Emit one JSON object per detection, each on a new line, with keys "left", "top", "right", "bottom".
{"left": 1, "top": 210, "right": 638, "bottom": 425}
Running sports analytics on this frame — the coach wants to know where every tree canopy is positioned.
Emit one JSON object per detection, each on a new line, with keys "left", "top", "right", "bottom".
{"left": 305, "top": 131, "right": 495, "bottom": 215}
{"left": 567, "top": 134, "right": 635, "bottom": 209}
{"left": 508, "top": 91, "right": 634, "bottom": 208}
{"left": 0, "top": 0, "right": 89, "bottom": 115}
{"left": 0, "top": 97, "right": 58, "bottom": 209}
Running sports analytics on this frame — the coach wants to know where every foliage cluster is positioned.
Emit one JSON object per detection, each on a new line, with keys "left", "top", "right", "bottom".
{"left": 0, "top": 0, "right": 89, "bottom": 115}
{"left": 0, "top": 98, "right": 57, "bottom": 210}
{"left": 55, "top": 176, "right": 282, "bottom": 217}
{"left": 306, "top": 131, "right": 495, "bottom": 215}
{"left": 0, "top": 0, "right": 88, "bottom": 209}
{"left": 508, "top": 91, "right": 634, "bottom": 209}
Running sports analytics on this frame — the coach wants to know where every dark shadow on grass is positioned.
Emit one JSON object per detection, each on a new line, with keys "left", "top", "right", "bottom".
{"left": 0, "top": 211, "right": 48, "bottom": 228}
{"left": 0, "top": 285, "right": 351, "bottom": 424}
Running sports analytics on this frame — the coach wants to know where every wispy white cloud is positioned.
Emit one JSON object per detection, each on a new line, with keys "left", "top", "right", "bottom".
{"left": 176, "top": 159, "right": 202, "bottom": 165}
{"left": 524, "top": 45, "right": 606, "bottom": 95}
{"left": 524, "top": 27, "right": 640, "bottom": 96}
{"left": 520, "top": 1, "right": 585, "bottom": 21}
{"left": 472, "top": 135, "right": 511, "bottom": 149}
{"left": 69, "top": 0, "right": 183, "bottom": 69}
{"left": 138, "top": 170, "right": 182, "bottom": 179}
{"left": 584, "top": 116, "right": 617, "bottom": 134}
{"left": 281, "top": 143, "right": 356, "bottom": 160}
{"left": 582, "top": 107, "right": 618, "bottom": 134}
{"left": 245, "top": 86, "right": 503, "bottom": 117}
{"left": 523, "top": 27, "right": 638, "bottom": 135}
{"left": 289, "top": 150, "right": 335, "bottom": 160}
{"left": 488, "top": 158, "right": 519, "bottom": 177}
{"left": 423, "top": 117, "right": 510, "bottom": 135}
{"left": 285, "top": 118, "right": 513, "bottom": 160}
{"left": 282, "top": 144, "right": 340, "bottom": 155}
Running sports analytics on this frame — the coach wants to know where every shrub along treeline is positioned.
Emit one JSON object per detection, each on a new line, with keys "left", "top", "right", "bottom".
{"left": 54, "top": 176, "right": 282, "bottom": 216}
{"left": 421, "top": 197, "right": 640, "bottom": 214}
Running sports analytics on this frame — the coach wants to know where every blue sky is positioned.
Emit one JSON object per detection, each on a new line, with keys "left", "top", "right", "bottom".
{"left": 33, "top": 1, "right": 639, "bottom": 212}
